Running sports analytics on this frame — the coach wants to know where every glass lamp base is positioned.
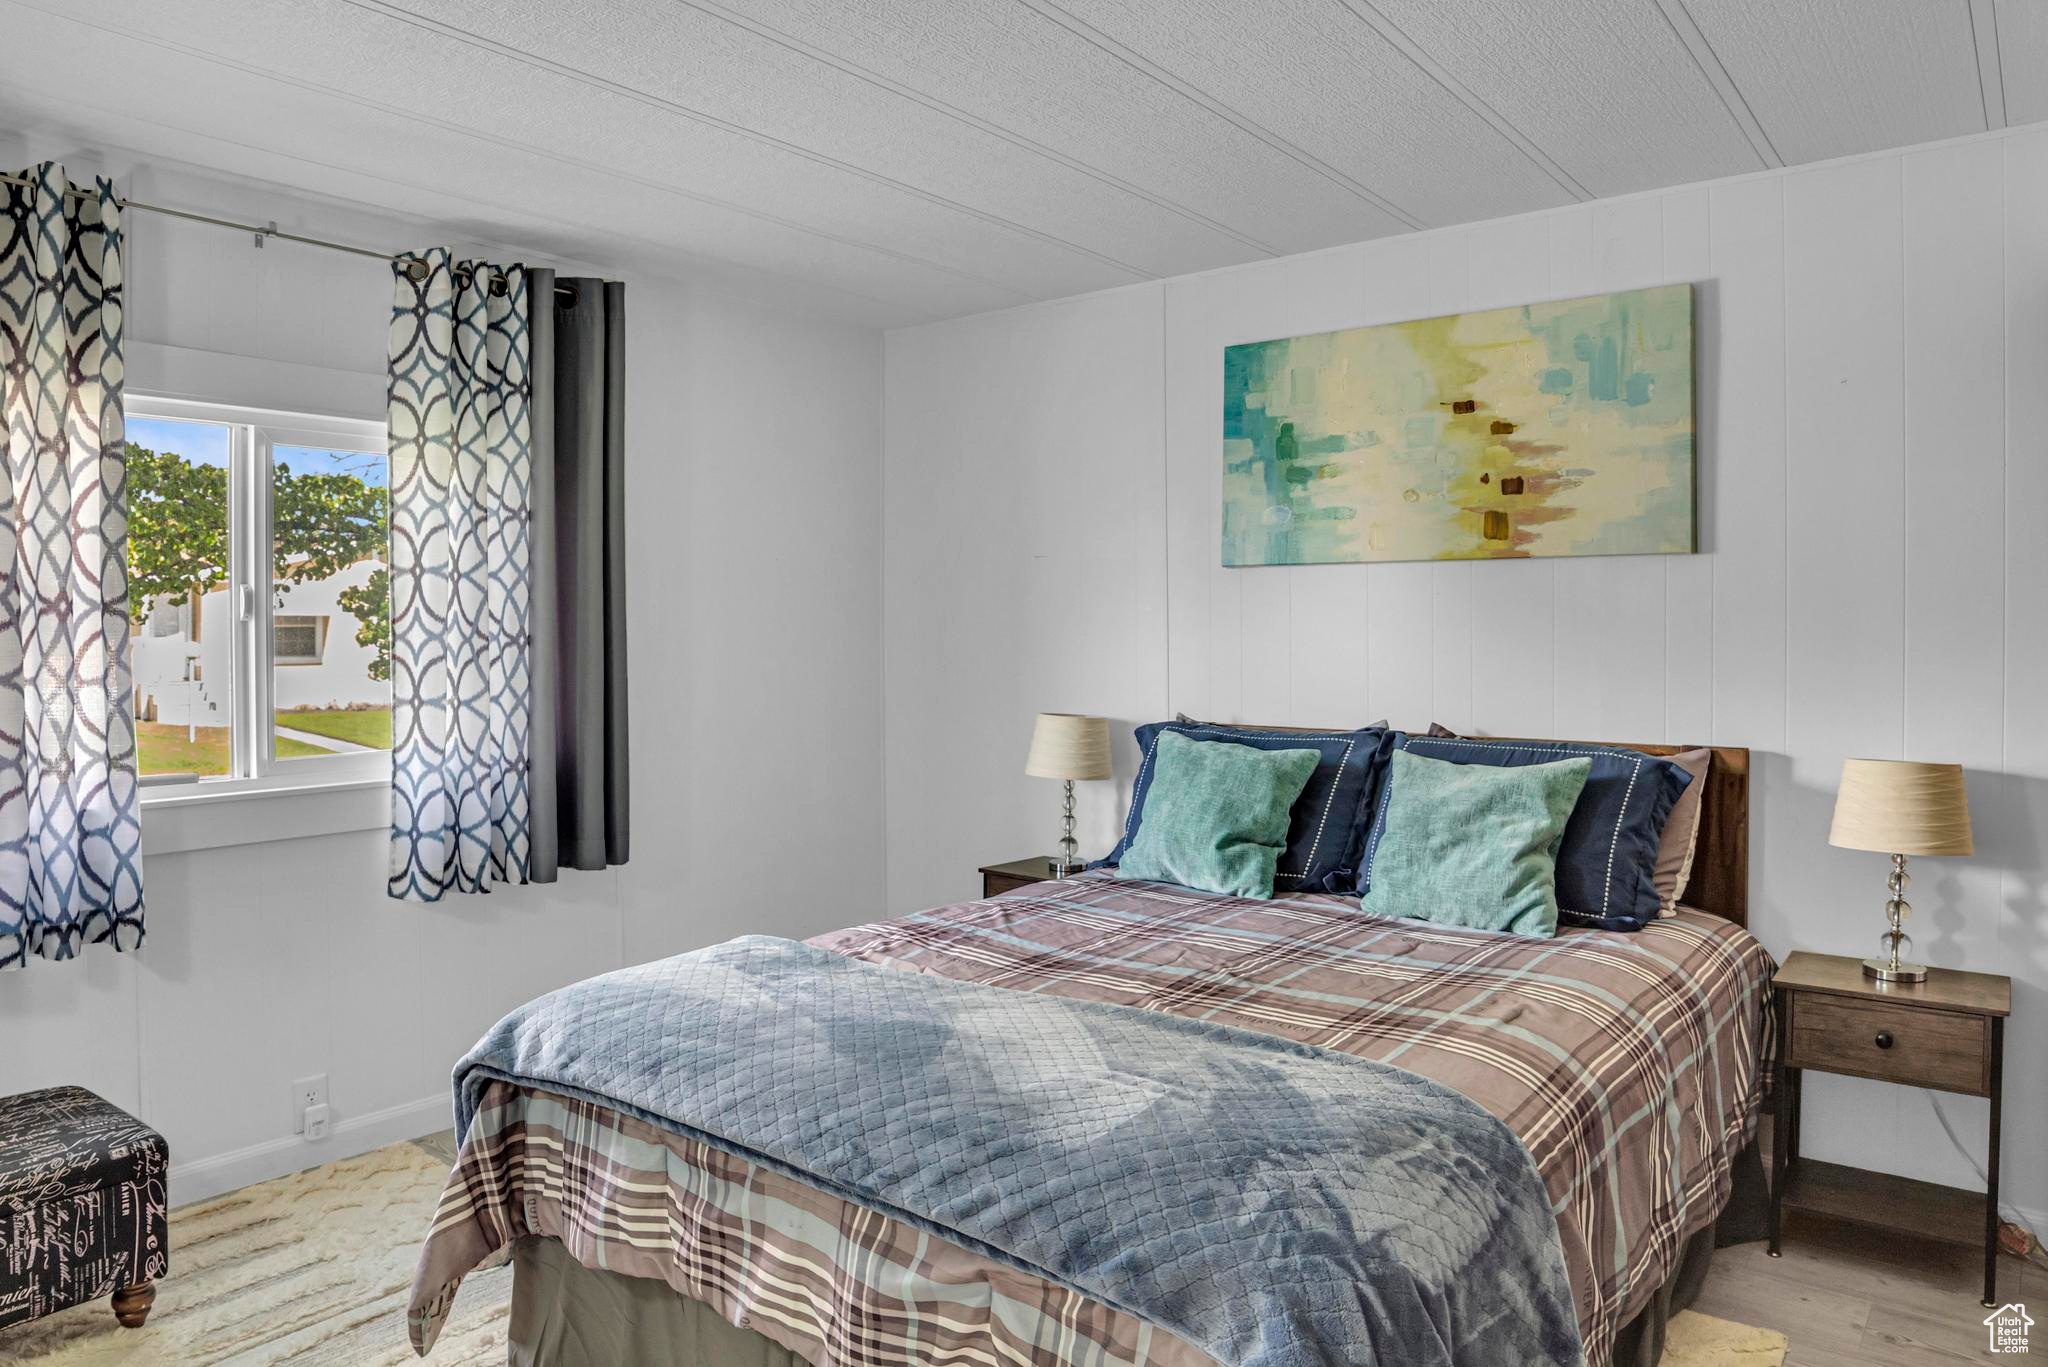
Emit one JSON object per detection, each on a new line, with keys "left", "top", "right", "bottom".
{"left": 1865, "top": 856, "right": 1926, "bottom": 983}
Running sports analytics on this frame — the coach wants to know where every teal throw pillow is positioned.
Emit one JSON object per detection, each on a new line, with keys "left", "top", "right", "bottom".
{"left": 1361, "top": 749, "right": 1591, "bottom": 937}
{"left": 1117, "top": 731, "right": 1321, "bottom": 899}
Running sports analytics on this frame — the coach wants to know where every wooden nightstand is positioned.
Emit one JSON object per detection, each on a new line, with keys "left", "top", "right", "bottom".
{"left": 1768, "top": 950, "right": 2012, "bottom": 1306}
{"left": 978, "top": 857, "right": 1069, "bottom": 899}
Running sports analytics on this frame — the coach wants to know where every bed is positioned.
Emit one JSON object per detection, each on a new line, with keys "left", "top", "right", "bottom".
{"left": 408, "top": 739, "right": 1772, "bottom": 1367}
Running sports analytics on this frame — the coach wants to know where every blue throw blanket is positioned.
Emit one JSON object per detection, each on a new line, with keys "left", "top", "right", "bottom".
{"left": 454, "top": 936, "right": 1584, "bottom": 1367}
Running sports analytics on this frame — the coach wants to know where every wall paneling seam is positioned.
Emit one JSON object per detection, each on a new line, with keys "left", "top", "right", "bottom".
{"left": 1780, "top": 175, "right": 1791, "bottom": 761}
{"left": 1899, "top": 161, "right": 1909, "bottom": 763}
{"left": 1160, "top": 286, "right": 1173, "bottom": 717}
{"left": 1997, "top": 134, "right": 2012, "bottom": 969}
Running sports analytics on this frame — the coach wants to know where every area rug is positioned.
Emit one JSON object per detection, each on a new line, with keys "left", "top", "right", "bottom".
{"left": 1662, "top": 1311, "right": 1790, "bottom": 1366}
{"left": 0, "top": 1137, "right": 1787, "bottom": 1366}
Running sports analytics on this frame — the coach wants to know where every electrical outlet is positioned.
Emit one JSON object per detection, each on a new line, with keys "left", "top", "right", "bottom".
{"left": 303, "top": 1103, "right": 331, "bottom": 1142}
{"left": 292, "top": 1074, "right": 328, "bottom": 1136}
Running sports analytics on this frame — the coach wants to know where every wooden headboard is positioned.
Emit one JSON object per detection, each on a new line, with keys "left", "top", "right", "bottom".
{"left": 1207, "top": 722, "right": 1751, "bottom": 927}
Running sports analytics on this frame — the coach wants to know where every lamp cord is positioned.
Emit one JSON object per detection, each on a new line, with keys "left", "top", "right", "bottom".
{"left": 1924, "top": 1089, "right": 2046, "bottom": 1267}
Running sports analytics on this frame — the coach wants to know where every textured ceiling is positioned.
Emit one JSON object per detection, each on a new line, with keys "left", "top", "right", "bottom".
{"left": 0, "top": 0, "right": 2029, "bottom": 327}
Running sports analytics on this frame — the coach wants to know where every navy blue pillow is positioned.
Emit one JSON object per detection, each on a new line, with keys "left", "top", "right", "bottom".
{"left": 1098, "top": 722, "right": 1396, "bottom": 895}
{"left": 1361, "top": 734, "right": 1693, "bottom": 931}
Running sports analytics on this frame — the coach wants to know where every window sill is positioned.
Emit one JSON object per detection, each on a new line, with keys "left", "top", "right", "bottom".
{"left": 142, "top": 771, "right": 388, "bottom": 856}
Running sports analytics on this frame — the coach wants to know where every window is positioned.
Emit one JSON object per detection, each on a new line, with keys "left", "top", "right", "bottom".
{"left": 127, "top": 397, "right": 389, "bottom": 791}
{"left": 273, "top": 615, "right": 328, "bottom": 665}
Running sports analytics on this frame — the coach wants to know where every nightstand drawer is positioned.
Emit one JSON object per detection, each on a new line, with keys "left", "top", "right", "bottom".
{"left": 1787, "top": 995, "right": 1989, "bottom": 1095}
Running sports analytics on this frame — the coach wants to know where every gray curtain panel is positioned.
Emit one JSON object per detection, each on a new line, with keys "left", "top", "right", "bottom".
{"left": 527, "top": 270, "right": 629, "bottom": 880}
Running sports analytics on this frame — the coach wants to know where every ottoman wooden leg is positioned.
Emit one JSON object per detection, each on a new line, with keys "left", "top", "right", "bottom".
{"left": 112, "top": 1282, "right": 155, "bottom": 1328}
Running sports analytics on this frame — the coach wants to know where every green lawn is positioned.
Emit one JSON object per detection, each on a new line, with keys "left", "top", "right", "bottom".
{"left": 138, "top": 723, "right": 326, "bottom": 777}
{"left": 275, "top": 706, "right": 392, "bottom": 749}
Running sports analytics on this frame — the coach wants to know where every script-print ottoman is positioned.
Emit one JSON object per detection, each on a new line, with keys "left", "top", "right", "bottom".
{"left": 0, "top": 1086, "right": 167, "bottom": 1330}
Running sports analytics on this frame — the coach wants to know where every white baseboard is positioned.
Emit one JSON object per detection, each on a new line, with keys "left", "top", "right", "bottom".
{"left": 168, "top": 1094, "right": 449, "bottom": 1208}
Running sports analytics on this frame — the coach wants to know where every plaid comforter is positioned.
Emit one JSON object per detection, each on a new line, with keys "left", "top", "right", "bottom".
{"left": 409, "top": 872, "right": 1773, "bottom": 1366}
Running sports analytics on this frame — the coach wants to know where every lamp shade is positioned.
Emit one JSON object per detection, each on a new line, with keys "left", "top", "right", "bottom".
{"left": 1025, "top": 713, "right": 1111, "bottom": 781}
{"left": 1828, "top": 759, "right": 1974, "bottom": 856}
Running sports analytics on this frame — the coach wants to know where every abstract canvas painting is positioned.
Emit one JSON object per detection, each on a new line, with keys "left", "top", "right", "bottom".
{"left": 1222, "top": 284, "right": 1694, "bottom": 566}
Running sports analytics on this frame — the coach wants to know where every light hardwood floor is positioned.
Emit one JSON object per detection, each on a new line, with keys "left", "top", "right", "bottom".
{"left": 1691, "top": 1212, "right": 2047, "bottom": 1364}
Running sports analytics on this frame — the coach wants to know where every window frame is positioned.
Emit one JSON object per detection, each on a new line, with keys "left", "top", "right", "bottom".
{"left": 126, "top": 394, "right": 392, "bottom": 799}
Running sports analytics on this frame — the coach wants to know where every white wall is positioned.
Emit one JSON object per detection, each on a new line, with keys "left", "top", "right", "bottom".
{"left": 0, "top": 142, "right": 885, "bottom": 1200}
{"left": 883, "top": 124, "right": 2048, "bottom": 1227}
{"left": 883, "top": 287, "right": 1168, "bottom": 912}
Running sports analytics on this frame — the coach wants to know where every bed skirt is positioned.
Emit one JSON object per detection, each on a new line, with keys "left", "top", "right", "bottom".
{"left": 1610, "top": 1135, "right": 1770, "bottom": 1367}
{"left": 506, "top": 1136, "right": 1769, "bottom": 1367}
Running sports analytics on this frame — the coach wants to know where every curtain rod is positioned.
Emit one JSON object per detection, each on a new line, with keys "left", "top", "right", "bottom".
{"left": 0, "top": 170, "right": 577, "bottom": 301}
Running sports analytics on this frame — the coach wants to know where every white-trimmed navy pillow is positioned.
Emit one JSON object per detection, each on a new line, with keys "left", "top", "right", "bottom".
{"left": 1360, "top": 733, "right": 1693, "bottom": 931}
{"left": 1097, "top": 720, "right": 1396, "bottom": 895}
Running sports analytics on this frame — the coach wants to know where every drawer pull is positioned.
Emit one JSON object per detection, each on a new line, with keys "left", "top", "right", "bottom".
{"left": 1874, "top": 1031, "right": 1894, "bottom": 1050}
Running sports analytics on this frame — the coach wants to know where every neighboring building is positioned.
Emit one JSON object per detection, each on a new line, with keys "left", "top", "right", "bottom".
{"left": 133, "top": 559, "right": 385, "bottom": 725}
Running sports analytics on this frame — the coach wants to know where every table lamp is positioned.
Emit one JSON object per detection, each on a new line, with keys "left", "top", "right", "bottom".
{"left": 1828, "top": 758, "right": 1974, "bottom": 983}
{"left": 1025, "top": 713, "right": 1111, "bottom": 877}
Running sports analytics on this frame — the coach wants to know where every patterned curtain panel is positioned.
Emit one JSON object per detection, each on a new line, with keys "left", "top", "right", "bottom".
{"left": 0, "top": 164, "right": 144, "bottom": 965}
{"left": 387, "top": 248, "right": 534, "bottom": 902}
